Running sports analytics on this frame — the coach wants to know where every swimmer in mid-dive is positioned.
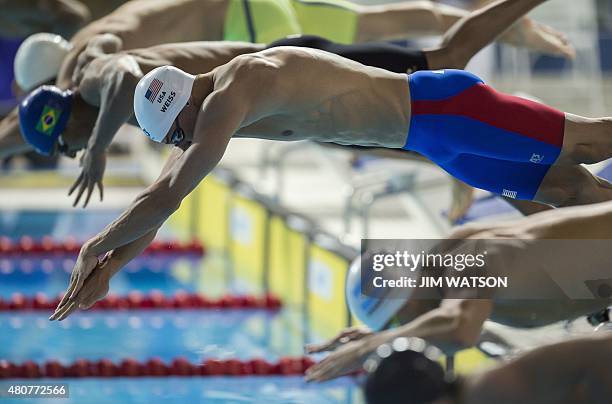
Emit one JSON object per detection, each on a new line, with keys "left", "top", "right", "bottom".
{"left": 9, "top": 0, "right": 568, "bottom": 209}
{"left": 47, "top": 41, "right": 612, "bottom": 322}
{"left": 364, "top": 333, "right": 612, "bottom": 404}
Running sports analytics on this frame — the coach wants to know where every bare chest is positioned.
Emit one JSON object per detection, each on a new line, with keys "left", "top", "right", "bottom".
{"left": 237, "top": 85, "right": 410, "bottom": 147}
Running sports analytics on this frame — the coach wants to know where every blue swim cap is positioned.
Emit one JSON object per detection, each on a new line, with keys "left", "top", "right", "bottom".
{"left": 19, "top": 85, "right": 73, "bottom": 155}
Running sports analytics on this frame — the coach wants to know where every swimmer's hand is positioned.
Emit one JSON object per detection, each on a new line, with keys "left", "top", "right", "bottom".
{"left": 50, "top": 247, "right": 99, "bottom": 320}
{"left": 49, "top": 257, "right": 112, "bottom": 321}
{"left": 305, "top": 327, "right": 373, "bottom": 354}
{"left": 305, "top": 333, "right": 384, "bottom": 382}
{"left": 69, "top": 150, "right": 106, "bottom": 208}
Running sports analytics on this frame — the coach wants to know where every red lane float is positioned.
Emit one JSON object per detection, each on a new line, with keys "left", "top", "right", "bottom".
{"left": 0, "top": 357, "right": 316, "bottom": 379}
{"left": 0, "top": 236, "right": 205, "bottom": 256}
{"left": 0, "top": 292, "right": 282, "bottom": 311}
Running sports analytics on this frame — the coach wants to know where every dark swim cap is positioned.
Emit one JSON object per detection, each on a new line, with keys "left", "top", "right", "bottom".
{"left": 364, "top": 338, "right": 453, "bottom": 404}
{"left": 19, "top": 85, "right": 73, "bottom": 156}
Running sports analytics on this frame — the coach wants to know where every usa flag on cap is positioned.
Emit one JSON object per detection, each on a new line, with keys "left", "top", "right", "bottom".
{"left": 144, "top": 78, "right": 163, "bottom": 103}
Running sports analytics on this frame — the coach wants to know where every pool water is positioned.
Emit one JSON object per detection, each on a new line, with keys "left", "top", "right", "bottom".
{"left": 0, "top": 210, "right": 361, "bottom": 403}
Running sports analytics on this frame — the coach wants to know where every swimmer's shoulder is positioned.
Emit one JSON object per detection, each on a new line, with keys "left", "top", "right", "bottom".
{"left": 255, "top": 46, "right": 404, "bottom": 83}
{"left": 212, "top": 50, "right": 286, "bottom": 90}
{"left": 230, "top": 46, "right": 333, "bottom": 68}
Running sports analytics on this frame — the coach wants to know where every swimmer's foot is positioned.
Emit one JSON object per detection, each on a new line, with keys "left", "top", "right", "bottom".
{"left": 503, "top": 17, "right": 576, "bottom": 59}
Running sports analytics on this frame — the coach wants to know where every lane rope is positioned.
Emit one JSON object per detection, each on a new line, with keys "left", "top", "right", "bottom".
{"left": 0, "top": 292, "right": 282, "bottom": 311}
{"left": 0, "top": 356, "right": 315, "bottom": 378}
{"left": 0, "top": 255, "right": 200, "bottom": 275}
{"left": 0, "top": 236, "right": 205, "bottom": 256}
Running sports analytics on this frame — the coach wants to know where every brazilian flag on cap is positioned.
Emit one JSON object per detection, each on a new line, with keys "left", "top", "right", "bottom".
{"left": 19, "top": 85, "right": 74, "bottom": 155}
{"left": 36, "top": 105, "right": 62, "bottom": 136}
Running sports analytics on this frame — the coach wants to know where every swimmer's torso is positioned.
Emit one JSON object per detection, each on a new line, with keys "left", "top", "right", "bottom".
{"left": 216, "top": 47, "right": 412, "bottom": 148}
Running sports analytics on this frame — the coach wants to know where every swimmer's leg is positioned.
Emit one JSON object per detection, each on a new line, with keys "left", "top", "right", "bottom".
{"left": 266, "top": 35, "right": 429, "bottom": 73}
{"left": 534, "top": 165, "right": 612, "bottom": 207}
{"left": 504, "top": 199, "right": 553, "bottom": 216}
{"left": 554, "top": 114, "right": 612, "bottom": 166}
{"left": 354, "top": 0, "right": 573, "bottom": 58}
{"left": 425, "top": 0, "right": 548, "bottom": 69}
{"left": 438, "top": 154, "right": 612, "bottom": 208}
{"left": 353, "top": 1, "right": 470, "bottom": 42}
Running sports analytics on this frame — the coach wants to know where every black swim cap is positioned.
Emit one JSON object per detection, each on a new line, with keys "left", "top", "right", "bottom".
{"left": 364, "top": 338, "right": 452, "bottom": 404}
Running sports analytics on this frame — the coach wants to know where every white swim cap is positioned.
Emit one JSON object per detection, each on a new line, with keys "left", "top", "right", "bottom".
{"left": 346, "top": 256, "right": 409, "bottom": 331}
{"left": 133, "top": 66, "right": 195, "bottom": 143}
{"left": 14, "top": 33, "right": 73, "bottom": 91}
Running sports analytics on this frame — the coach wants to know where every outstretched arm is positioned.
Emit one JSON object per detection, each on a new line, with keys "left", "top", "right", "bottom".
{"left": 305, "top": 298, "right": 492, "bottom": 382}
{"left": 66, "top": 41, "right": 262, "bottom": 207}
{"left": 51, "top": 81, "right": 255, "bottom": 316}
{"left": 49, "top": 147, "right": 184, "bottom": 320}
{"left": 69, "top": 53, "right": 143, "bottom": 207}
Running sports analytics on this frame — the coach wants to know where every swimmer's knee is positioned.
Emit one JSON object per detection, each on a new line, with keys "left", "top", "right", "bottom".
{"left": 536, "top": 165, "right": 594, "bottom": 207}
{"left": 536, "top": 185, "right": 579, "bottom": 207}
{"left": 539, "top": 174, "right": 610, "bottom": 207}
{"left": 563, "top": 117, "right": 612, "bottom": 164}
{"left": 569, "top": 144, "right": 604, "bottom": 165}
